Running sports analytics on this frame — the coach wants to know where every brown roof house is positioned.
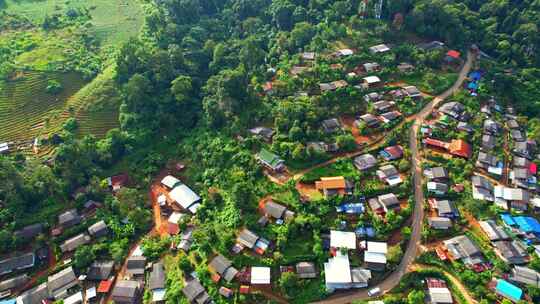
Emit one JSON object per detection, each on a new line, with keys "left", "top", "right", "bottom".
{"left": 295, "top": 262, "right": 317, "bottom": 279}
{"left": 315, "top": 177, "right": 353, "bottom": 198}
{"left": 208, "top": 255, "right": 238, "bottom": 283}
{"left": 112, "top": 280, "right": 141, "bottom": 304}
{"left": 126, "top": 256, "right": 147, "bottom": 279}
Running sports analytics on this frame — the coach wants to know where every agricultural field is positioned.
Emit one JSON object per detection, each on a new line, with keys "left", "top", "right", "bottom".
{"left": 3, "top": 0, "right": 143, "bottom": 46}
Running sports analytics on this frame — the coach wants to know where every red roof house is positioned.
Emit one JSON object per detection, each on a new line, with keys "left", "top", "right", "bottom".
{"left": 97, "top": 280, "right": 113, "bottom": 293}
{"left": 447, "top": 50, "right": 461, "bottom": 59}
{"left": 423, "top": 138, "right": 449, "bottom": 150}
{"left": 448, "top": 139, "right": 472, "bottom": 159}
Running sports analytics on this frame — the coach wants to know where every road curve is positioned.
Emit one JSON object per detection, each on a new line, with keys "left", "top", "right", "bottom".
{"left": 314, "top": 51, "right": 475, "bottom": 304}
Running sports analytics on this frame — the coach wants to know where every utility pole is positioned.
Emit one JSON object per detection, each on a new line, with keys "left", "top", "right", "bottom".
{"left": 359, "top": 0, "right": 368, "bottom": 19}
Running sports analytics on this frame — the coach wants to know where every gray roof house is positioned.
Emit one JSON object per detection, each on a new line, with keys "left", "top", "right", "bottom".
{"left": 182, "top": 279, "right": 211, "bottom": 304}
{"left": 493, "top": 241, "right": 528, "bottom": 265}
{"left": 511, "top": 130, "right": 525, "bottom": 142}
{"left": 507, "top": 119, "right": 520, "bottom": 129}
{"left": 58, "top": 209, "right": 82, "bottom": 228}
{"left": 0, "top": 253, "right": 35, "bottom": 275}
{"left": 263, "top": 200, "right": 291, "bottom": 220}
{"left": 16, "top": 282, "right": 48, "bottom": 304}
{"left": 372, "top": 100, "right": 395, "bottom": 113}
{"left": 510, "top": 266, "right": 540, "bottom": 288}
{"left": 148, "top": 263, "right": 166, "bottom": 291}
{"left": 359, "top": 114, "right": 380, "bottom": 128}
{"left": 296, "top": 262, "right": 317, "bottom": 279}
{"left": 248, "top": 127, "right": 274, "bottom": 142}
{"left": 236, "top": 229, "right": 259, "bottom": 249}
{"left": 443, "top": 235, "right": 484, "bottom": 266}
{"left": 0, "top": 274, "right": 29, "bottom": 292}
{"left": 424, "top": 167, "right": 449, "bottom": 181}
{"left": 435, "top": 200, "right": 459, "bottom": 218}
{"left": 208, "top": 255, "right": 238, "bottom": 283}
{"left": 126, "top": 256, "right": 147, "bottom": 277}
{"left": 87, "top": 261, "right": 114, "bottom": 281}
{"left": 479, "top": 220, "right": 510, "bottom": 241}
{"left": 322, "top": 119, "right": 342, "bottom": 133}
{"left": 439, "top": 102, "right": 465, "bottom": 119}
{"left": 14, "top": 224, "right": 43, "bottom": 240}
{"left": 47, "top": 266, "right": 78, "bottom": 299}
{"left": 354, "top": 154, "right": 377, "bottom": 171}
{"left": 112, "top": 280, "right": 140, "bottom": 304}
{"left": 88, "top": 220, "right": 109, "bottom": 238}
{"left": 428, "top": 217, "right": 452, "bottom": 230}
{"left": 60, "top": 233, "right": 91, "bottom": 253}
{"left": 482, "top": 134, "right": 496, "bottom": 151}
{"left": 483, "top": 119, "right": 501, "bottom": 135}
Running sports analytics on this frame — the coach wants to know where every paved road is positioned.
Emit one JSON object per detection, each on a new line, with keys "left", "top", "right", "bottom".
{"left": 314, "top": 51, "right": 475, "bottom": 304}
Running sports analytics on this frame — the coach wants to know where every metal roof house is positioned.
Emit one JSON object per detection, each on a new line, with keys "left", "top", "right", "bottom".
{"left": 256, "top": 149, "right": 285, "bottom": 172}
{"left": 47, "top": 266, "right": 78, "bottom": 299}
{"left": 169, "top": 184, "right": 201, "bottom": 214}
{"left": 112, "top": 280, "right": 141, "bottom": 304}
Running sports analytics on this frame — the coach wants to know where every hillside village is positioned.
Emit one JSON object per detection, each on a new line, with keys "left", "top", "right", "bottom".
{"left": 1, "top": 1, "right": 540, "bottom": 304}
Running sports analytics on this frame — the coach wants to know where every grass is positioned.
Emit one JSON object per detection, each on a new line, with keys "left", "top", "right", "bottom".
{"left": 3, "top": 0, "right": 143, "bottom": 46}
{"left": 401, "top": 70, "right": 459, "bottom": 95}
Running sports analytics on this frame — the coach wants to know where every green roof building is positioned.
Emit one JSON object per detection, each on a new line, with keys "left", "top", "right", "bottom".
{"left": 257, "top": 149, "right": 285, "bottom": 172}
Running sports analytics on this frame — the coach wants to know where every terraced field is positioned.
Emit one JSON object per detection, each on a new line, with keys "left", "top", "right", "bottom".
{"left": 0, "top": 71, "right": 86, "bottom": 143}
{"left": 4, "top": 0, "right": 143, "bottom": 46}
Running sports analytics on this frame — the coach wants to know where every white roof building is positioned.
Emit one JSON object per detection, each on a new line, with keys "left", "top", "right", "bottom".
{"left": 64, "top": 291, "right": 83, "bottom": 304}
{"left": 157, "top": 194, "right": 167, "bottom": 206}
{"left": 428, "top": 287, "right": 453, "bottom": 304}
{"left": 363, "top": 76, "right": 381, "bottom": 84}
{"left": 336, "top": 49, "right": 354, "bottom": 56}
{"left": 169, "top": 184, "right": 201, "bottom": 213}
{"left": 364, "top": 252, "right": 387, "bottom": 264}
{"left": 324, "top": 253, "right": 352, "bottom": 289}
{"left": 168, "top": 212, "right": 185, "bottom": 225}
{"left": 251, "top": 267, "right": 271, "bottom": 285}
{"left": 161, "top": 175, "right": 181, "bottom": 189}
{"left": 330, "top": 231, "right": 357, "bottom": 249}
{"left": 369, "top": 44, "right": 391, "bottom": 54}
{"left": 366, "top": 242, "right": 388, "bottom": 254}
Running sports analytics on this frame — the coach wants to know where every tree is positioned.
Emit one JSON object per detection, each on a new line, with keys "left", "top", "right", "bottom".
{"left": 407, "top": 289, "right": 425, "bottom": 304}
{"left": 171, "top": 75, "right": 193, "bottom": 103}
{"left": 279, "top": 272, "right": 300, "bottom": 298}
{"left": 73, "top": 245, "right": 95, "bottom": 269}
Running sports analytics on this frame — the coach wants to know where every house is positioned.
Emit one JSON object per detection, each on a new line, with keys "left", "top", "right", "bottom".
{"left": 493, "top": 240, "right": 528, "bottom": 265}
{"left": 443, "top": 235, "right": 484, "bottom": 266}
{"left": 169, "top": 184, "right": 201, "bottom": 214}
{"left": 479, "top": 220, "right": 510, "bottom": 241}
{"left": 364, "top": 92, "right": 382, "bottom": 102}
{"left": 369, "top": 44, "right": 390, "bottom": 54}
{"left": 88, "top": 220, "right": 108, "bottom": 238}
{"left": 108, "top": 174, "right": 129, "bottom": 191}
{"left": 183, "top": 278, "right": 212, "bottom": 303}
{"left": 513, "top": 216, "right": 540, "bottom": 236}
{"left": 495, "top": 279, "right": 523, "bottom": 303}
{"left": 426, "top": 278, "right": 453, "bottom": 304}
{"left": 291, "top": 66, "right": 309, "bottom": 76}
{"left": 511, "top": 130, "right": 525, "bottom": 142}
{"left": 16, "top": 283, "right": 48, "bottom": 304}
{"left": 208, "top": 255, "right": 238, "bottom": 283}
{"left": 363, "top": 241, "right": 388, "bottom": 271}
{"left": 379, "top": 111, "right": 402, "bottom": 124}
{"left": 354, "top": 154, "right": 377, "bottom": 171}
{"left": 362, "top": 62, "right": 380, "bottom": 73}
{"left": 324, "top": 253, "right": 371, "bottom": 292}
{"left": 434, "top": 200, "right": 459, "bottom": 218}
{"left": 428, "top": 217, "right": 452, "bottom": 230}
{"left": 510, "top": 168, "right": 534, "bottom": 189}
{"left": 0, "top": 143, "right": 9, "bottom": 154}
{"left": 315, "top": 176, "right": 350, "bottom": 197}
{"left": 330, "top": 230, "right": 356, "bottom": 250}
{"left": 301, "top": 52, "right": 315, "bottom": 61}
{"left": 0, "top": 274, "right": 29, "bottom": 293}
{"left": 87, "top": 261, "right": 114, "bottom": 281}
{"left": 218, "top": 286, "right": 233, "bottom": 298}
{"left": 507, "top": 119, "right": 520, "bottom": 130}
{"left": 251, "top": 267, "right": 271, "bottom": 285}
{"left": 236, "top": 229, "right": 259, "bottom": 250}
{"left": 372, "top": 100, "right": 395, "bottom": 113}
{"left": 457, "top": 121, "right": 474, "bottom": 133}
{"left": 471, "top": 175, "right": 494, "bottom": 201}
{"left": 167, "top": 212, "right": 186, "bottom": 235}
{"left": 438, "top": 102, "right": 465, "bottom": 119}
{"left": 295, "top": 262, "right": 317, "bottom": 279}
{"left": 482, "top": 134, "right": 496, "bottom": 151}
{"left": 126, "top": 256, "right": 146, "bottom": 278}
{"left": 112, "top": 280, "right": 141, "bottom": 304}
{"left": 417, "top": 40, "right": 445, "bottom": 51}
{"left": 484, "top": 119, "right": 501, "bottom": 135}
{"left": 60, "top": 234, "right": 91, "bottom": 253}
{"left": 371, "top": 193, "right": 400, "bottom": 214}
{"left": 322, "top": 118, "right": 342, "bottom": 133}
{"left": 476, "top": 151, "right": 499, "bottom": 170}
{"left": 510, "top": 266, "right": 540, "bottom": 288}
{"left": 257, "top": 148, "right": 285, "bottom": 172}
{"left": 448, "top": 139, "right": 472, "bottom": 159}
{"left": 444, "top": 50, "right": 461, "bottom": 63}
{"left": 161, "top": 175, "right": 181, "bottom": 190}
{"left": 427, "top": 182, "right": 449, "bottom": 195}
{"left": 362, "top": 76, "right": 382, "bottom": 88}
{"left": 14, "top": 224, "right": 43, "bottom": 240}
{"left": 178, "top": 227, "right": 194, "bottom": 252}
{"left": 403, "top": 86, "right": 422, "bottom": 99}
{"left": 0, "top": 253, "right": 35, "bottom": 276}
{"left": 97, "top": 280, "right": 113, "bottom": 295}
{"left": 58, "top": 209, "right": 81, "bottom": 229}
{"left": 376, "top": 165, "right": 402, "bottom": 185}
{"left": 513, "top": 141, "right": 535, "bottom": 159}
{"left": 262, "top": 82, "right": 273, "bottom": 95}
{"left": 424, "top": 167, "right": 449, "bottom": 182}
{"left": 334, "top": 49, "right": 354, "bottom": 57}
{"left": 262, "top": 200, "right": 294, "bottom": 221}
{"left": 148, "top": 263, "right": 166, "bottom": 303}
{"left": 48, "top": 266, "right": 79, "bottom": 299}
{"left": 495, "top": 187, "right": 530, "bottom": 211}
{"left": 397, "top": 62, "right": 414, "bottom": 73}
{"left": 63, "top": 291, "right": 83, "bottom": 304}
{"left": 379, "top": 146, "right": 403, "bottom": 161}
{"left": 248, "top": 127, "right": 274, "bottom": 142}
{"left": 358, "top": 114, "right": 380, "bottom": 128}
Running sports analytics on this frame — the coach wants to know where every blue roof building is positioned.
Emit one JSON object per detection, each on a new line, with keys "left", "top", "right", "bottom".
{"left": 469, "top": 71, "right": 482, "bottom": 81}
{"left": 495, "top": 279, "right": 522, "bottom": 302}
{"left": 336, "top": 202, "right": 365, "bottom": 214}
{"left": 355, "top": 226, "right": 375, "bottom": 238}
{"left": 513, "top": 216, "right": 540, "bottom": 234}
{"left": 0, "top": 299, "right": 16, "bottom": 304}
{"left": 501, "top": 214, "right": 516, "bottom": 227}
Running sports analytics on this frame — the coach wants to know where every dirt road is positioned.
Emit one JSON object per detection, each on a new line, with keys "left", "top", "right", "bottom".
{"left": 314, "top": 51, "right": 475, "bottom": 304}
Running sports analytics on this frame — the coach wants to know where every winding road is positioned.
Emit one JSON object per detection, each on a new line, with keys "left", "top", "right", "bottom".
{"left": 314, "top": 51, "right": 475, "bottom": 304}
